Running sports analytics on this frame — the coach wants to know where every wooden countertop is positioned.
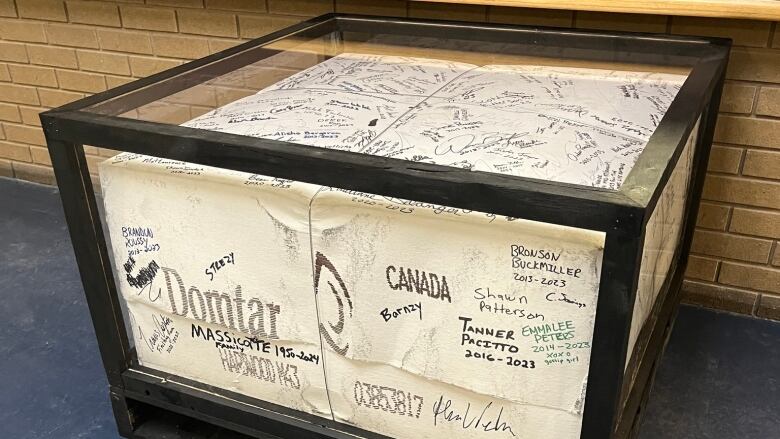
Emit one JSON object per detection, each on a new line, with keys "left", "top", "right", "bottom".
{"left": 415, "top": 0, "right": 780, "bottom": 21}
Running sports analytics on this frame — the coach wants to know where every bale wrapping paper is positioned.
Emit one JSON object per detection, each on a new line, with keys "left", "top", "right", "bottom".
{"left": 100, "top": 53, "right": 687, "bottom": 438}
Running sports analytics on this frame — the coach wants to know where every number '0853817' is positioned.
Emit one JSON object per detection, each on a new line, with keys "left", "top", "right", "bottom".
{"left": 353, "top": 381, "right": 423, "bottom": 418}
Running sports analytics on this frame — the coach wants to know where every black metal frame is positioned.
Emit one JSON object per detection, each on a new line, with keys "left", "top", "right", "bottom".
{"left": 41, "top": 13, "right": 730, "bottom": 439}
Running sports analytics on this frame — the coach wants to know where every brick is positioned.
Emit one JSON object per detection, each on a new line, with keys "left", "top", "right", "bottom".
{"left": 27, "top": 45, "right": 77, "bottom": 68}
{"left": 165, "top": 85, "right": 216, "bottom": 107}
{"left": 0, "top": 62, "right": 8, "bottom": 81}
{"left": 66, "top": 1, "right": 120, "bottom": 27}
{"left": 96, "top": 29, "right": 152, "bottom": 54}
{"left": 670, "top": 17, "right": 771, "bottom": 48}
{"left": 707, "top": 145, "right": 742, "bottom": 174}
{"left": 128, "top": 56, "right": 180, "bottom": 77}
{"left": 409, "top": 2, "right": 486, "bottom": 21}
{"left": 714, "top": 115, "right": 780, "bottom": 150}
{"left": 207, "top": 67, "right": 244, "bottom": 86}
{"left": 149, "top": 0, "right": 204, "bottom": 7}
{"left": 9, "top": 64, "right": 57, "bottom": 87}
{"left": 0, "top": 158, "right": 11, "bottom": 177}
{"left": 730, "top": 208, "right": 780, "bottom": 239}
{"left": 335, "top": 0, "right": 407, "bottom": 17}
{"left": 727, "top": 48, "right": 780, "bottom": 83}
{"left": 215, "top": 86, "right": 252, "bottom": 106}
{"left": 690, "top": 229, "right": 772, "bottom": 263}
{"left": 0, "top": 41, "right": 28, "bottom": 62}
{"left": 177, "top": 9, "right": 237, "bottom": 37}
{"left": 720, "top": 262, "right": 780, "bottom": 294}
{"left": 76, "top": 50, "right": 130, "bottom": 75}
{"left": 685, "top": 254, "right": 719, "bottom": 282}
{"left": 696, "top": 201, "right": 730, "bottom": 230}
{"left": 241, "top": 66, "right": 298, "bottom": 89}
{"left": 189, "top": 105, "right": 213, "bottom": 119}
{"left": 17, "top": 0, "right": 67, "bottom": 22}
{"left": 756, "top": 295, "right": 780, "bottom": 321}
{"left": 0, "top": 103, "right": 20, "bottom": 122}
{"left": 742, "top": 149, "right": 780, "bottom": 180}
{"left": 681, "top": 279, "right": 758, "bottom": 315}
{"left": 703, "top": 174, "right": 780, "bottom": 209}
{"left": 0, "top": 139, "right": 31, "bottom": 161}
{"left": 136, "top": 101, "right": 190, "bottom": 124}
{"left": 0, "top": 83, "right": 39, "bottom": 105}
{"left": 4, "top": 122, "right": 45, "bottom": 145}
{"left": 206, "top": 0, "right": 266, "bottom": 12}
{"left": 18, "top": 105, "right": 43, "bottom": 126}
{"left": 96, "top": 148, "right": 121, "bottom": 157}
{"left": 0, "top": 0, "right": 16, "bottom": 18}
{"left": 238, "top": 14, "right": 301, "bottom": 38}
{"left": 38, "top": 88, "right": 83, "bottom": 107}
{"left": 209, "top": 39, "right": 239, "bottom": 54}
{"left": 755, "top": 87, "right": 780, "bottom": 117}
{"left": 83, "top": 153, "right": 106, "bottom": 174}
{"left": 45, "top": 23, "right": 99, "bottom": 48}
{"left": 55, "top": 69, "right": 106, "bottom": 93}
{"left": 12, "top": 161, "right": 55, "bottom": 184}
{"left": 487, "top": 6, "right": 573, "bottom": 27}
{"left": 0, "top": 18, "right": 46, "bottom": 42}
{"left": 575, "top": 12, "right": 668, "bottom": 33}
{"left": 105, "top": 75, "right": 134, "bottom": 88}
{"left": 151, "top": 34, "right": 210, "bottom": 59}
{"left": 268, "top": 0, "right": 333, "bottom": 16}
{"left": 121, "top": 6, "right": 177, "bottom": 32}
{"left": 719, "top": 82, "right": 755, "bottom": 114}
{"left": 29, "top": 145, "right": 50, "bottom": 165}
{"left": 97, "top": 147, "right": 119, "bottom": 157}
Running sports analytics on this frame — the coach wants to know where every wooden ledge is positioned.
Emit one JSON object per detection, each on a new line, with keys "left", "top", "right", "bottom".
{"left": 415, "top": 0, "right": 780, "bottom": 21}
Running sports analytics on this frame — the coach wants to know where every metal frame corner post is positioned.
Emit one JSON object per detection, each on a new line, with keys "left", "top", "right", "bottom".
{"left": 44, "top": 134, "right": 131, "bottom": 387}
{"left": 581, "top": 225, "right": 645, "bottom": 439}
{"left": 111, "top": 386, "right": 141, "bottom": 437}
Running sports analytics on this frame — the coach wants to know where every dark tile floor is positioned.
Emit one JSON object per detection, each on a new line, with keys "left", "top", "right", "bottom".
{"left": 1, "top": 176, "right": 778, "bottom": 439}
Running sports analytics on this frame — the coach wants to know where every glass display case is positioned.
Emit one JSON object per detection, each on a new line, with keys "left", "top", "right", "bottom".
{"left": 41, "top": 13, "right": 729, "bottom": 439}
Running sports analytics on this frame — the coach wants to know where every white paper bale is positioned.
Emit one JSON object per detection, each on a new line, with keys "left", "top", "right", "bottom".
{"left": 310, "top": 189, "right": 605, "bottom": 438}
{"left": 100, "top": 154, "right": 331, "bottom": 417}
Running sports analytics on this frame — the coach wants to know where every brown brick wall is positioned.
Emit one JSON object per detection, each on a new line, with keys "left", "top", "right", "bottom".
{"left": 1, "top": 1, "right": 778, "bottom": 319}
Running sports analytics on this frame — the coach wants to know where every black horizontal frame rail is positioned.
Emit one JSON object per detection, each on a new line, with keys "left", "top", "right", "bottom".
{"left": 336, "top": 15, "right": 727, "bottom": 65}
{"left": 40, "top": 109, "right": 643, "bottom": 234}
{"left": 122, "top": 367, "right": 392, "bottom": 439}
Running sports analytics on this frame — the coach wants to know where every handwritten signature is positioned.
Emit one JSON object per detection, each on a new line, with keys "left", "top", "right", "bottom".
{"left": 138, "top": 314, "right": 179, "bottom": 354}
{"left": 434, "top": 132, "right": 529, "bottom": 156}
{"left": 546, "top": 292, "right": 587, "bottom": 309}
{"left": 432, "top": 395, "right": 516, "bottom": 436}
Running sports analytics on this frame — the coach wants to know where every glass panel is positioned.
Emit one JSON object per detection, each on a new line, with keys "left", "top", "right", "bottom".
{"left": 87, "top": 149, "right": 606, "bottom": 438}
{"left": 76, "top": 22, "right": 703, "bottom": 438}
{"left": 86, "top": 29, "right": 690, "bottom": 191}
{"left": 626, "top": 118, "right": 699, "bottom": 369}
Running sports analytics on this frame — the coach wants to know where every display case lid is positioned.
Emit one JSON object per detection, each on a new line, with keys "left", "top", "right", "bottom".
{"left": 41, "top": 14, "right": 730, "bottom": 231}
